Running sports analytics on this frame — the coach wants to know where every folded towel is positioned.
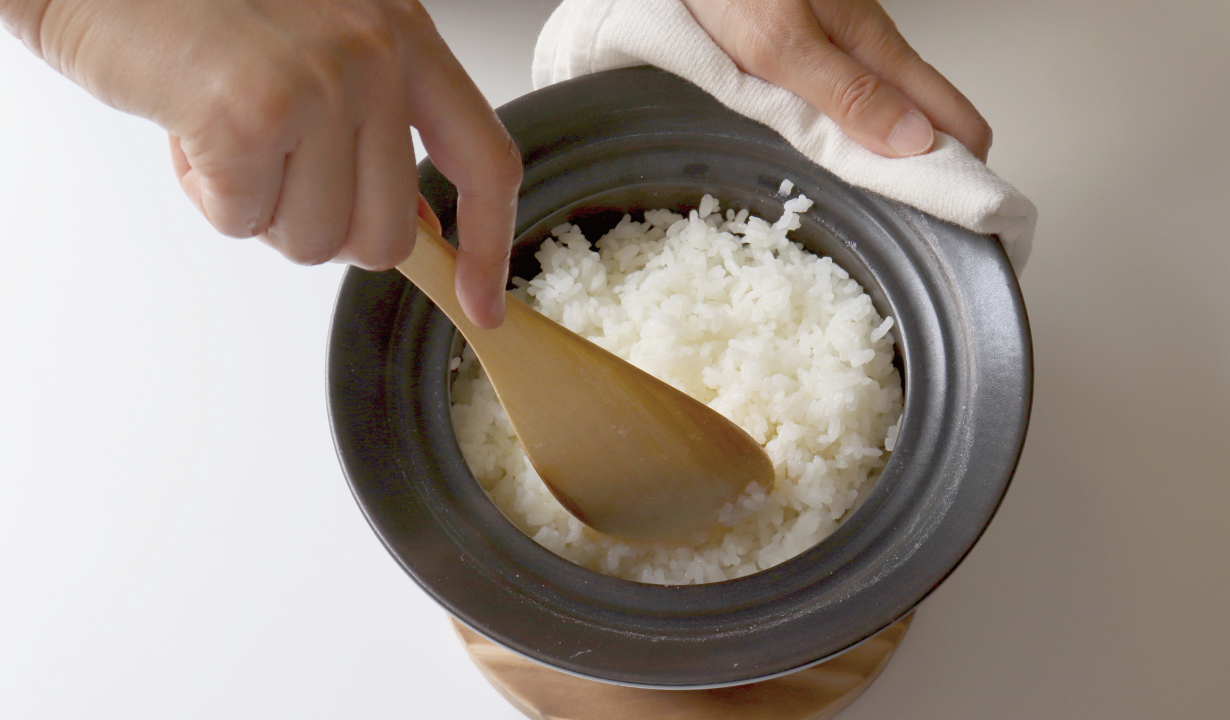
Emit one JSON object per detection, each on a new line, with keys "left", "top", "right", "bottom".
{"left": 533, "top": 0, "right": 1036, "bottom": 271}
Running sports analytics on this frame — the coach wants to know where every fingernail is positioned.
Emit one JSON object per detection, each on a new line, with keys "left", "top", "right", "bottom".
{"left": 488, "top": 271, "right": 508, "bottom": 327}
{"left": 488, "top": 293, "right": 506, "bottom": 327}
{"left": 888, "top": 111, "right": 935, "bottom": 156}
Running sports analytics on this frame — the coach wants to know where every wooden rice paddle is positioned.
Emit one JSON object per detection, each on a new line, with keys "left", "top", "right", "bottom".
{"left": 397, "top": 218, "right": 774, "bottom": 541}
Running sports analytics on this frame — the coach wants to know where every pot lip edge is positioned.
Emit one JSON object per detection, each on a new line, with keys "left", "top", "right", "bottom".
{"left": 325, "top": 65, "right": 1032, "bottom": 686}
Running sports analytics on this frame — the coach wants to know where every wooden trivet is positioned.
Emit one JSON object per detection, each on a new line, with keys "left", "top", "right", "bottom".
{"left": 453, "top": 612, "right": 913, "bottom": 720}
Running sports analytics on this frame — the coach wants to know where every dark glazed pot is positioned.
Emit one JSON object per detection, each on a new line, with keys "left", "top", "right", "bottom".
{"left": 327, "top": 67, "right": 1032, "bottom": 688}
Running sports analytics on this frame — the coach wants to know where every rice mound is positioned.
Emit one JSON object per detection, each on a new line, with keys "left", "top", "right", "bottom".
{"left": 450, "top": 193, "right": 903, "bottom": 585}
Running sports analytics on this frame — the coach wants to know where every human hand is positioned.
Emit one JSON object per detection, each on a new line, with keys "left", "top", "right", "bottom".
{"left": 679, "top": 0, "right": 992, "bottom": 161}
{"left": 2, "top": 0, "right": 519, "bottom": 327}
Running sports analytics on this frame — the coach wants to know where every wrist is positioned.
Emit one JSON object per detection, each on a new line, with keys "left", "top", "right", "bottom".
{"left": 0, "top": 0, "right": 56, "bottom": 57}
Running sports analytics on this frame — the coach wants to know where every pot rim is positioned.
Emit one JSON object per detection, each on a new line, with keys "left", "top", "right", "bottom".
{"left": 327, "top": 67, "right": 1032, "bottom": 688}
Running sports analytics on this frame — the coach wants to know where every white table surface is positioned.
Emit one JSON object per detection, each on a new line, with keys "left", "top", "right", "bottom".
{"left": 2, "top": 1, "right": 1226, "bottom": 717}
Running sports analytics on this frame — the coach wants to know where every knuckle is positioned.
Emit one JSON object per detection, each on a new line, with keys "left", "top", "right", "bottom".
{"left": 276, "top": 236, "right": 340, "bottom": 266}
{"left": 211, "top": 212, "right": 262, "bottom": 239}
{"left": 257, "top": 13, "right": 402, "bottom": 121}
{"left": 732, "top": 18, "right": 797, "bottom": 79}
{"left": 287, "top": 250, "right": 336, "bottom": 267}
{"left": 822, "top": 0, "right": 898, "bottom": 51}
{"left": 835, "top": 73, "right": 885, "bottom": 122}
{"left": 391, "top": 0, "right": 440, "bottom": 49}
{"left": 292, "top": 49, "right": 348, "bottom": 112}
{"left": 200, "top": 172, "right": 245, "bottom": 203}
{"left": 457, "top": 131, "right": 522, "bottom": 197}
{"left": 301, "top": 7, "right": 404, "bottom": 108}
{"left": 396, "top": 0, "right": 429, "bottom": 26}
{"left": 722, "top": 0, "right": 813, "bottom": 80}
{"left": 213, "top": 222, "right": 253, "bottom": 240}
{"left": 742, "top": 36, "right": 785, "bottom": 79}
{"left": 351, "top": 237, "right": 414, "bottom": 271}
{"left": 348, "top": 217, "right": 415, "bottom": 271}
{"left": 248, "top": 71, "right": 299, "bottom": 130}
{"left": 461, "top": 244, "right": 510, "bottom": 270}
{"left": 199, "top": 181, "right": 268, "bottom": 237}
{"left": 198, "top": 6, "right": 414, "bottom": 147}
{"left": 207, "top": 64, "right": 301, "bottom": 150}
{"left": 848, "top": 11, "right": 900, "bottom": 50}
{"left": 338, "top": 9, "right": 401, "bottom": 73}
{"left": 873, "top": 33, "right": 921, "bottom": 71}
{"left": 969, "top": 115, "right": 994, "bottom": 152}
{"left": 492, "top": 134, "right": 523, "bottom": 189}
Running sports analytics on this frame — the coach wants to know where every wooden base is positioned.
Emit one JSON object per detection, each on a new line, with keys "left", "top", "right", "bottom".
{"left": 453, "top": 612, "right": 913, "bottom": 720}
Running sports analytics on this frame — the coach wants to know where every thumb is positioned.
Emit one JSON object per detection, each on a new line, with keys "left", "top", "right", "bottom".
{"left": 756, "top": 26, "right": 934, "bottom": 157}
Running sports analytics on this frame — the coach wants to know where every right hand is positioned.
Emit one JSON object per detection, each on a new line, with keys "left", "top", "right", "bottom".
{"left": 680, "top": 0, "right": 993, "bottom": 162}
{"left": 4, "top": 0, "right": 520, "bottom": 328}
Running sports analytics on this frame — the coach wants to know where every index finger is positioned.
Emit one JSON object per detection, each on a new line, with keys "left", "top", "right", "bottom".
{"left": 402, "top": 10, "right": 522, "bottom": 329}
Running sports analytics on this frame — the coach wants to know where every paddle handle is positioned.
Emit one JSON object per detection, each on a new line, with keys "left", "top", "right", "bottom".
{"left": 396, "top": 218, "right": 481, "bottom": 334}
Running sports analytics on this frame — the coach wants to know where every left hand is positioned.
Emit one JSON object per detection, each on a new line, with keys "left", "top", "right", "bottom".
{"left": 680, "top": 0, "right": 993, "bottom": 161}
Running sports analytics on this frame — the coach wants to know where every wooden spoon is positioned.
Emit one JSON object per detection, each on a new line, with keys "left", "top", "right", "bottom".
{"left": 397, "top": 218, "right": 774, "bottom": 541}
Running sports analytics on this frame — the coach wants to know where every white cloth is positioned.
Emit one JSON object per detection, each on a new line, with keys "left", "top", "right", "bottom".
{"left": 533, "top": 0, "right": 1036, "bottom": 271}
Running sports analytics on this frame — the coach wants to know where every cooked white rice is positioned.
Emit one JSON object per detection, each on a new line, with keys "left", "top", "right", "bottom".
{"left": 450, "top": 192, "right": 903, "bottom": 585}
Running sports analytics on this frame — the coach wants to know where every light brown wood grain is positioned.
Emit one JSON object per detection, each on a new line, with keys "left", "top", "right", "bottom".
{"left": 397, "top": 218, "right": 774, "bottom": 541}
{"left": 452, "top": 613, "right": 913, "bottom": 720}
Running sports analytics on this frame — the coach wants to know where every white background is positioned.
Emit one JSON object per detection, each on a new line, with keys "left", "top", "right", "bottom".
{"left": 2, "top": 0, "right": 1227, "bottom": 717}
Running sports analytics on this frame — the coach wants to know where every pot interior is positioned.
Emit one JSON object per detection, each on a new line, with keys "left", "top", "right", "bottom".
{"left": 462, "top": 180, "right": 907, "bottom": 530}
